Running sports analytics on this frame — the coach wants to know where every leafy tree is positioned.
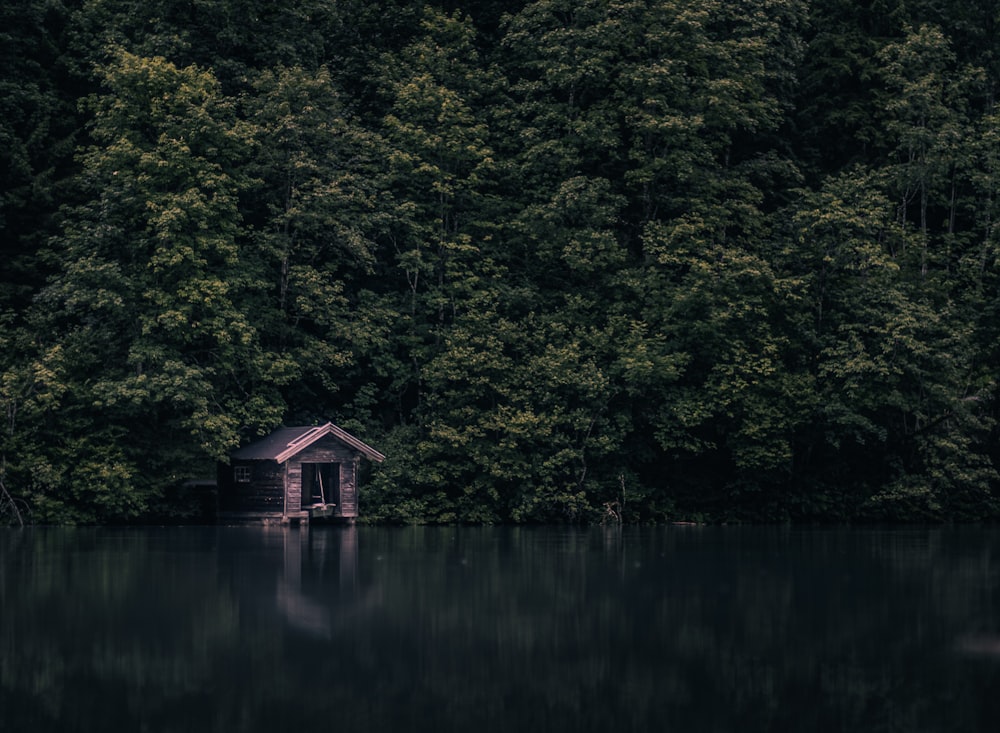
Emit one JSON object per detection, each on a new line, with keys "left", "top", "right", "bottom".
{"left": 785, "top": 170, "right": 997, "bottom": 518}
{"left": 15, "top": 49, "right": 281, "bottom": 521}
{"left": 3, "top": 0, "right": 1000, "bottom": 523}
{"left": 0, "top": 0, "right": 77, "bottom": 311}
{"left": 876, "top": 25, "right": 984, "bottom": 268}
{"left": 240, "top": 65, "right": 389, "bottom": 420}
{"left": 491, "top": 0, "right": 809, "bottom": 519}
{"left": 70, "top": 0, "right": 349, "bottom": 88}
{"left": 792, "top": 0, "right": 907, "bottom": 179}
{"left": 619, "top": 0, "right": 805, "bottom": 515}
{"left": 361, "top": 7, "right": 510, "bottom": 520}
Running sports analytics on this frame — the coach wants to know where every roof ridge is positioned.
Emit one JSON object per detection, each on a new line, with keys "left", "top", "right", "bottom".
{"left": 286, "top": 423, "right": 329, "bottom": 448}
{"left": 231, "top": 422, "right": 383, "bottom": 464}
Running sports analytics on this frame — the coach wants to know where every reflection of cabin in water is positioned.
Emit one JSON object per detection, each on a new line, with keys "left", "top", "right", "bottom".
{"left": 217, "top": 423, "right": 385, "bottom": 524}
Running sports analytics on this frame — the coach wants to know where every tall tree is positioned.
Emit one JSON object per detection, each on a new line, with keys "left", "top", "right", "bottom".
{"left": 0, "top": 0, "right": 77, "bottom": 312}
{"left": 784, "top": 169, "right": 997, "bottom": 518}
{"left": 360, "top": 6, "right": 513, "bottom": 521}
{"left": 240, "top": 65, "right": 387, "bottom": 421}
{"left": 876, "top": 24, "right": 983, "bottom": 271}
{"left": 792, "top": 0, "right": 907, "bottom": 179}
{"left": 15, "top": 49, "right": 280, "bottom": 521}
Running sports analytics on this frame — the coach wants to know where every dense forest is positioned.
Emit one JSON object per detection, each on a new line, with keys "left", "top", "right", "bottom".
{"left": 2, "top": 0, "right": 1000, "bottom": 524}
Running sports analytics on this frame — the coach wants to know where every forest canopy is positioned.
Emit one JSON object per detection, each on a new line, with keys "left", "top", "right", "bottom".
{"left": 2, "top": 0, "right": 1000, "bottom": 524}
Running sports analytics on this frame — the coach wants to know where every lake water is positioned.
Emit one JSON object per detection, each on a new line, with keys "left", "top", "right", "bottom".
{"left": 3, "top": 525, "right": 1000, "bottom": 732}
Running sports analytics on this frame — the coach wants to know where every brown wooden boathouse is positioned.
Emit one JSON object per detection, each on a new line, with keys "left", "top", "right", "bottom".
{"left": 217, "top": 423, "right": 385, "bottom": 523}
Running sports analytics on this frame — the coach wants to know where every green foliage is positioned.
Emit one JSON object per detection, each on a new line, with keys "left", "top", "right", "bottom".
{"left": 3, "top": 1, "right": 1000, "bottom": 523}
{"left": 0, "top": 0, "right": 77, "bottom": 311}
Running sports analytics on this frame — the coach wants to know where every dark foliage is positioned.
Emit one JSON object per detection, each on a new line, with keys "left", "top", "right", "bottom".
{"left": 2, "top": 0, "right": 999, "bottom": 524}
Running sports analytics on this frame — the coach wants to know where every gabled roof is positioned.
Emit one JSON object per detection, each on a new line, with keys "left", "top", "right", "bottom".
{"left": 231, "top": 423, "right": 385, "bottom": 464}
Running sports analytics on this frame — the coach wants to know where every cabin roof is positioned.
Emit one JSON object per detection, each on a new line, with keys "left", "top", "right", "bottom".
{"left": 231, "top": 422, "right": 385, "bottom": 464}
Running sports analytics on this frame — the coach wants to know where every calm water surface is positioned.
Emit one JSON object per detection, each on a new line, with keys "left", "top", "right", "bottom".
{"left": 3, "top": 525, "right": 1000, "bottom": 732}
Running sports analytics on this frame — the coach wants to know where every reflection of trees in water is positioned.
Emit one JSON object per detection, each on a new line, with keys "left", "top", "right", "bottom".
{"left": 3, "top": 527, "right": 1000, "bottom": 732}
{"left": 342, "top": 527, "right": 1000, "bottom": 732}
{"left": 0, "top": 528, "right": 242, "bottom": 729}
{"left": 0, "top": 527, "right": 360, "bottom": 730}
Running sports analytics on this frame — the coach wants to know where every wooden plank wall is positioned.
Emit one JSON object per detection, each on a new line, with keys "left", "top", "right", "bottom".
{"left": 286, "top": 461, "right": 303, "bottom": 510}
{"left": 218, "top": 461, "right": 284, "bottom": 513}
{"left": 294, "top": 438, "right": 361, "bottom": 517}
{"left": 339, "top": 460, "right": 358, "bottom": 517}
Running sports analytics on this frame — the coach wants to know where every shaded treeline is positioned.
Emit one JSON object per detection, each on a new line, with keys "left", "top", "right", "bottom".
{"left": 2, "top": 0, "right": 1000, "bottom": 523}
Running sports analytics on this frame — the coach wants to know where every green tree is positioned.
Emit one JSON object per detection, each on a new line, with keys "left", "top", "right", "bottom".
{"left": 786, "top": 170, "right": 997, "bottom": 518}
{"left": 876, "top": 24, "right": 984, "bottom": 271}
{"left": 621, "top": 0, "right": 805, "bottom": 515}
{"left": 792, "top": 0, "right": 907, "bottom": 179}
{"left": 70, "top": 0, "right": 348, "bottom": 88}
{"left": 240, "top": 65, "right": 388, "bottom": 420}
{"left": 492, "top": 0, "right": 809, "bottom": 519}
{"left": 0, "top": 0, "right": 77, "bottom": 312}
{"left": 363, "top": 6, "right": 509, "bottom": 521}
{"left": 16, "top": 50, "right": 280, "bottom": 521}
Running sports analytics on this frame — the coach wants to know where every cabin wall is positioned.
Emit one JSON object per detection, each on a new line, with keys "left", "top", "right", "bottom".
{"left": 286, "top": 461, "right": 303, "bottom": 510}
{"left": 218, "top": 460, "right": 285, "bottom": 515}
{"left": 290, "top": 437, "right": 361, "bottom": 518}
{"left": 339, "top": 460, "right": 358, "bottom": 517}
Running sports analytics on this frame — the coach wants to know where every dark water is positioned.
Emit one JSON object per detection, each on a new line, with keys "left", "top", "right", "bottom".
{"left": 3, "top": 526, "right": 1000, "bottom": 732}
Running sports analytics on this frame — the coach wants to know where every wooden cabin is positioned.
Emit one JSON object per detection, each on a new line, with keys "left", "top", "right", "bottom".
{"left": 217, "top": 423, "right": 385, "bottom": 524}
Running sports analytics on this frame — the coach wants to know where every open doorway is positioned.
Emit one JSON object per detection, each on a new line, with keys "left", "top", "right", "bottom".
{"left": 300, "top": 463, "right": 340, "bottom": 508}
